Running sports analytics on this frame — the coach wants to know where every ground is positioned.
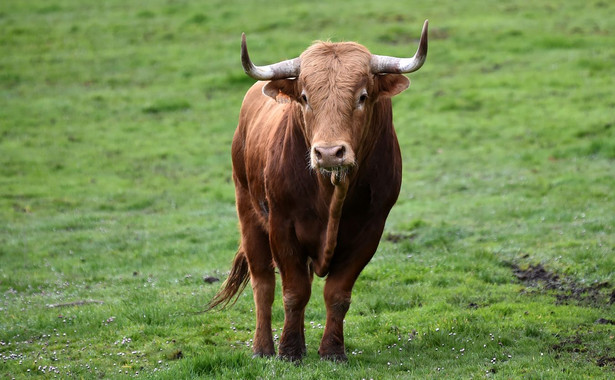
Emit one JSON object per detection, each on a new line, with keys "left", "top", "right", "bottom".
{"left": 1, "top": 0, "right": 614, "bottom": 378}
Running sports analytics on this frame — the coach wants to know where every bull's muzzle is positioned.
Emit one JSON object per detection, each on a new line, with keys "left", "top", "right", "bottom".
{"left": 311, "top": 143, "right": 355, "bottom": 172}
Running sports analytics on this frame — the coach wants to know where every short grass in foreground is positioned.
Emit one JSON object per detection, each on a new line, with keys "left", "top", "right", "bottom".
{"left": 1, "top": 0, "right": 614, "bottom": 378}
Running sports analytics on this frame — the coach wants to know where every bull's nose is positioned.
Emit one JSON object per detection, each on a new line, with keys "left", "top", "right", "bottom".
{"left": 313, "top": 145, "right": 346, "bottom": 168}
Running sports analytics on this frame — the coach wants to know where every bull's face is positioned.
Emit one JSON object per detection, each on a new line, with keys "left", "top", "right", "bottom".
{"left": 262, "top": 48, "right": 411, "bottom": 176}
{"left": 240, "top": 21, "right": 428, "bottom": 177}
{"left": 297, "top": 54, "right": 375, "bottom": 174}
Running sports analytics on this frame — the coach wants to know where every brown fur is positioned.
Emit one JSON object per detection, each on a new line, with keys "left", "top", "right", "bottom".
{"left": 210, "top": 40, "right": 415, "bottom": 361}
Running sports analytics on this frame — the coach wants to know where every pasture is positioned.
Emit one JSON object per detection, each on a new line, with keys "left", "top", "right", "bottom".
{"left": 1, "top": 0, "right": 614, "bottom": 378}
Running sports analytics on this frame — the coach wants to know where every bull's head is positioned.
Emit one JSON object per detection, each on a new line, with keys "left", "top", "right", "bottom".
{"left": 241, "top": 21, "right": 428, "bottom": 178}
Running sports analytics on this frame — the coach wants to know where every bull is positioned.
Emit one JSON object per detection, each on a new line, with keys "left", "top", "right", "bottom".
{"left": 209, "top": 21, "right": 429, "bottom": 361}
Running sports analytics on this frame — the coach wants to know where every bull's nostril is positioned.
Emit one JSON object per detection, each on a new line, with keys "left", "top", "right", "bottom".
{"left": 314, "top": 145, "right": 347, "bottom": 166}
{"left": 335, "top": 146, "right": 345, "bottom": 158}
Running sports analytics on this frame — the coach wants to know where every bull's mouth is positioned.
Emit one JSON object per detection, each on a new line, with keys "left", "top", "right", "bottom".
{"left": 318, "top": 166, "right": 349, "bottom": 174}
{"left": 317, "top": 165, "right": 352, "bottom": 183}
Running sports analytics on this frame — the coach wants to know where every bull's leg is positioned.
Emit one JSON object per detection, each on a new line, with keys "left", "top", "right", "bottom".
{"left": 236, "top": 193, "right": 276, "bottom": 357}
{"left": 276, "top": 252, "right": 312, "bottom": 361}
{"left": 246, "top": 245, "right": 275, "bottom": 357}
{"left": 318, "top": 226, "right": 383, "bottom": 361}
{"left": 318, "top": 272, "right": 353, "bottom": 361}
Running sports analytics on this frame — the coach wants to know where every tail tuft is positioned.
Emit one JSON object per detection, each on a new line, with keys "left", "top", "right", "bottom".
{"left": 207, "top": 251, "right": 250, "bottom": 310}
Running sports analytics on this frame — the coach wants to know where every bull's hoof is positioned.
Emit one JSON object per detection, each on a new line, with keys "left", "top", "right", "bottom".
{"left": 252, "top": 345, "right": 275, "bottom": 359}
{"left": 278, "top": 346, "right": 306, "bottom": 362}
{"left": 278, "top": 353, "right": 304, "bottom": 362}
{"left": 319, "top": 351, "right": 348, "bottom": 362}
{"left": 252, "top": 351, "right": 275, "bottom": 359}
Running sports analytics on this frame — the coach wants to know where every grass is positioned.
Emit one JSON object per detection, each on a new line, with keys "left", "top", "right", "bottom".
{"left": 1, "top": 0, "right": 614, "bottom": 378}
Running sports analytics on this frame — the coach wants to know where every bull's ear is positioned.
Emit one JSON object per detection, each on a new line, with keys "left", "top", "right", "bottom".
{"left": 376, "top": 74, "right": 410, "bottom": 99}
{"left": 263, "top": 79, "right": 299, "bottom": 100}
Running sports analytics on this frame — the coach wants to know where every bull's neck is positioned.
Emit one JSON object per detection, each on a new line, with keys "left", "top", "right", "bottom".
{"left": 356, "top": 98, "right": 394, "bottom": 173}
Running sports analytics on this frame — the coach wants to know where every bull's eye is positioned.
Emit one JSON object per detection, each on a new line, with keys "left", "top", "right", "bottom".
{"left": 357, "top": 91, "right": 368, "bottom": 108}
{"left": 300, "top": 92, "right": 308, "bottom": 104}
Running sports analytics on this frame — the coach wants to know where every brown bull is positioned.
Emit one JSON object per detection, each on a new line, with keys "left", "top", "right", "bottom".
{"left": 209, "top": 21, "right": 429, "bottom": 361}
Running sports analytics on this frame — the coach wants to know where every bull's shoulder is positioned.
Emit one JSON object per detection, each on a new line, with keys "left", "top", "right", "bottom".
{"left": 239, "top": 82, "right": 273, "bottom": 118}
{"left": 233, "top": 81, "right": 302, "bottom": 204}
{"left": 237, "top": 82, "right": 293, "bottom": 138}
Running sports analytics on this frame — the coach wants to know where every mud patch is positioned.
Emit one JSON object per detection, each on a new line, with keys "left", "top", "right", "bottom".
{"left": 512, "top": 263, "right": 559, "bottom": 285}
{"left": 384, "top": 232, "right": 417, "bottom": 243}
{"left": 595, "top": 318, "right": 615, "bottom": 325}
{"left": 597, "top": 355, "right": 615, "bottom": 367}
{"left": 513, "top": 262, "right": 615, "bottom": 370}
{"left": 551, "top": 328, "right": 615, "bottom": 369}
{"left": 510, "top": 263, "right": 613, "bottom": 308}
{"left": 551, "top": 334, "right": 584, "bottom": 353}
{"left": 203, "top": 276, "right": 220, "bottom": 284}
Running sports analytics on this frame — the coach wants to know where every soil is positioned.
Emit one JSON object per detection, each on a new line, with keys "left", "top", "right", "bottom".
{"left": 597, "top": 355, "right": 615, "bottom": 367}
{"left": 203, "top": 276, "right": 220, "bottom": 284}
{"left": 595, "top": 318, "right": 615, "bottom": 325}
{"left": 384, "top": 232, "right": 417, "bottom": 244}
{"left": 512, "top": 262, "right": 615, "bottom": 370}
{"left": 510, "top": 263, "right": 614, "bottom": 308}
{"left": 551, "top": 330, "right": 615, "bottom": 370}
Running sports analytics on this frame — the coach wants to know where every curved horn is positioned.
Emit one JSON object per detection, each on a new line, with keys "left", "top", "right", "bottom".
{"left": 241, "top": 33, "right": 301, "bottom": 80}
{"left": 371, "top": 19, "right": 429, "bottom": 74}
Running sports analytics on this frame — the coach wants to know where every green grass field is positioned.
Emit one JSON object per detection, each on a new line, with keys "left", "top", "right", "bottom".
{"left": 1, "top": 0, "right": 614, "bottom": 378}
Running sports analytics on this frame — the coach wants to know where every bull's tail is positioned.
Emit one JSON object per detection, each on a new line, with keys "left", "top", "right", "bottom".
{"left": 207, "top": 250, "right": 250, "bottom": 310}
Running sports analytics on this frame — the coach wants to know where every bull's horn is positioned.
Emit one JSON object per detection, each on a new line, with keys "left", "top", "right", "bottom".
{"left": 241, "top": 33, "right": 301, "bottom": 80}
{"left": 370, "top": 19, "right": 428, "bottom": 74}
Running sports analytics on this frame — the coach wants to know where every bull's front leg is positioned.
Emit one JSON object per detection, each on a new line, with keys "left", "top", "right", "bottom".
{"left": 319, "top": 276, "right": 351, "bottom": 361}
{"left": 269, "top": 221, "right": 312, "bottom": 361}
{"left": 318, "top": 223, "right": 384, "bottom": 361}
{"left": 277, "top": 254, "right": 312, "bottom": 361}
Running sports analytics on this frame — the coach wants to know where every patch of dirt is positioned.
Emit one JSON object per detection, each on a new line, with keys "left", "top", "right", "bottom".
{"left": 512, "top": 263, "right": 559, "bottom": 285}
{"left": 505, "top": 261, "right": 615, "bottom": 370}
{"left": 552, "top": 334, "right": 584, "bottom": 353}
{"left": 597, "top": 355, "right": 615, "bottom": 367}
{"left": 551, "top": 329, "right": 615, "bottom": 370}
{"left": 510, "top": 263, "right": 614, "bottom": 308}
{"left": 203, "top": 276, "right": 220, "bottom": 284}
{"left": 514, "top": 263, "right": 615, "bottom": 370}
{"left": 384, "top": 232, "right": 417, "bottom": 244}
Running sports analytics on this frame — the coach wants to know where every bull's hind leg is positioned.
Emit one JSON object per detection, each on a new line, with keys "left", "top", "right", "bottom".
{"left": 236, "top": 196, "right": 276, "bottom": 357}
{"left": 245, "top": 240, "right": 275, "bottom": 357}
